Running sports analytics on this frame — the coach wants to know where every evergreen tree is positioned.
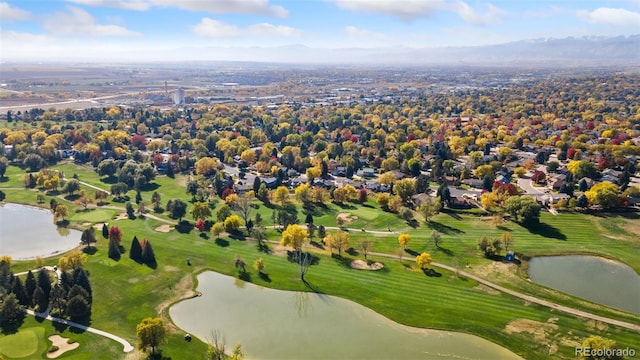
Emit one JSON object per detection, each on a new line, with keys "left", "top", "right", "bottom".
{"left": 72, "top": 268, "right": 92, "bottom": 303}
{"left": 253, "top": 176, "right": 262, "bottom": 193}
{"left": 130, "top": 236, "right": 143, "bottom": 262}
{"left": 25, "top": 270, "right": 37, "bottom": 306}
{"left": 102, "top": 223, "right": 109, "bottom": 239}
{"left": 108, "top": 237, "right": 121, "bottom": 260}
{"left": 59, "top": 271, "right": 73, "bottom": 291}
{"left": 37, "top": 269, "right": 52, "bottom": 304}
{"left": 305, "top": 213, "right": 314, "bottom": 225}
{"left": 66, "top": 294, "right": 90, "bottom": 319}
{"left": 11, "top": 276, "right": 29, "bottom": 306}
{"left": 32, "top": 286, "right": 48, "bottom": 312}
{"left": 0, "top": 294, "right": 25, "bottom": 330}
{"left": 141, "top": 239, "right": 157, "bottom": 267}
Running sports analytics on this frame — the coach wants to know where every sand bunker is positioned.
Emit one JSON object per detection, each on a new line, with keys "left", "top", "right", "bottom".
{"left": 47, "top": 335, "right": 79, "bottom": 358}
{"left": 114, "top": 212, "right": 129, "bottom": 221}
{"left": 350, "top": 259, "right": 384, "bottom": 270}
{"left": 155, "top": 224, "right": 173, "bottom": 233}
{"left": 336, "top": 212, "right": 358, "bottom": 224}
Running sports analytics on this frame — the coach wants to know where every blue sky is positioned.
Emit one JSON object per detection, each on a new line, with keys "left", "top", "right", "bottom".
{"left": 1, "top": 0, "right": 639, "bottom": 61}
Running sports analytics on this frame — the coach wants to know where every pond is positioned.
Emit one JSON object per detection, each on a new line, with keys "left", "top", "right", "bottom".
{"left": 170, "top": 271, "right": 522, "bottom": 360}
{"left": 0, "top": 203, "right": 82, "bottom": 260}
{"left": 528, "top": 255, "right": 640, "bottom": 314}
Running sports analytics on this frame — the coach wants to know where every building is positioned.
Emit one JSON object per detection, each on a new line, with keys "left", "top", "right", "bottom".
{"left": 173, "top": 88, "right": 185, "bottom": 106}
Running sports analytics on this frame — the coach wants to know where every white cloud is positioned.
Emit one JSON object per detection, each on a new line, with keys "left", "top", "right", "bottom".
{"left": 333, "top": 0, "right": 446, "bottom": 22}
{"left": 247, "top": 23, "right": 302, "bottom": 37}
{"left": 66, "top": 0, "right": 289, "bottom": 17}
{"left": 42, "top": 6, "right": 141, "bottom": 36}
{"left": 0, "top": 2, "right": 31, "bottom": 21}
{"left": 451, "top": 1, "right": 506, "bottom": 25}
{"left": 65, "top": 0, "right": 151, "bottom": 11}
{"left": 190, "top": 18, "right": 241, "bottom": 38}
{"left": 577, "top": 7, "right": 640, "bottom": 26}
{"left": 192, "top": 18, "right": 302, "bottom": 38}
{"left": 332, "top": 0, "right": 506, "bottom": 24}
{"left": 1, "top": 29, "right": 53, "bottom": 43}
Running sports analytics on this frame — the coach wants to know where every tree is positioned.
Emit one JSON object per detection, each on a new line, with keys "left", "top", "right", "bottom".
{"left": 577, "top": 194, "right": 589, "bottom": 209}
{"left": 503, "top": 196, "right": 541, "bottom": 226}
{"left": 280, "top": 224, "right": 310, "bottom": 280}
{"left": 169, "top": 199, "right": 187, "bottom": 221}
{"left": 0, "top": 294, "right": 25, "bottom": 330}
{"left": 130, "top": 236, "right": 142, "bottom": 262}
{"left": 0, "top": 157, "right": 8, "bottom": 179}
{"left": 11, "top": 276, "right": 29, "bottom": 306}
{"left": 191, "top": 201, "right": 212, "bottom": 220}
{"left": 234, "top": 192, "right": 254, "bottom": 228}
{"left": 211, "top": 223, "right": 225, "bottom": 239}
{"left": 580, "top": 335, "right": 620, "bottom": 360}
{"left": 274, "top": 186, "right": 290, "bottom": 205}
{"left": 195, "top": 157, "right": 218, "bottom": 176}
{"left": 357, "top": 188, "right": 368, "bottom": 204}
{"left": 25, "top": 270, "right": 37, "bottom": 306}
{"left": 37, "top": 269, "right": 52, "bottom": 304}
{"left": 63, "top": 179, "right": 80, "bottom": 195}
{"left": 501, "top": 232, "right": 513, "bottom": 252}
{"left": 141, "top": 238, "right": 156, "bottom": 267}
{"left": 224, "top": 215, "right": 243, "bottom": 232}
{"left": 253, "top": 257, "right": 265, "bottom": 274}
{"left": 324, "top": 231, "right": 350, "bottom": 257}
{"left": 23, "top": 153, "right": 45, "bottom": 172}
{"left": 136, "top": 317, "right": 167, "bottom": 356}
{"left": 531, "top": 170, "right": 546, "bottom": 184}
{"left": 416, "top": 252, "right": 432, "bottom": 269}
{"left": 567, "top": 160, "right": 599, "bottom": 180}
{"left": 207, "top": 330, "right": 227, "bottom": 360}
{"left": 97, "top": 159, "right": 118, "bottom": 178}
{"left": 52, "top": 204, "right": 67, "bottom": 223}
{"left": 102, "top": 223, "right": 109, "bottom": 238}
{"left": 75, "top": 192, "right": 94, "bottom": 210}
{"left": 585, "top": 181, "right": 620, "bottom": 209}
{"left": 295, "top": 183, "right": 313, "bottom": 207}
{"left": 57, "top": 250, "right": 88, "bottom": 271}
{"left": 151, "top": 191, "right": 162, "bottom": 211}
{"left": 358, "top": 239, "right": 374, "bottom": 260}
{"left": 80, "top": 227, "right": 96, "bottom": 249}
{"left": 419, "top": 197, "right": 441, "bottom": 223}
{"left": 234, "top": 256, "right": 247, "bottom": 274}
{"left": 398, "top": 233, "right": 410, "bottom": 249}
{"left": 394, "top": 179, "right": 416, "bottom": 202}
{"left": 126, "top": 202, "right": 135, "bottom": 219}
{"left": 66, "top": 288, "right": 90, "bottom": 319}
{"left": 108, "top": 226, "right": 123, "bottom": 260}
{"left": 317, "top": 224, "right": 326, "bottom": 239}
{"left": 431, "top": 230, "right": 443, "bottom": 249}
{"left": 478, "top": 236, "right": 502, "bottom": 258}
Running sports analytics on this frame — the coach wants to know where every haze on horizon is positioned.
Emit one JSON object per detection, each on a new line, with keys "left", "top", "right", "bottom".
{"left": 1, "top": 0, "right": 639, "bottom": 63}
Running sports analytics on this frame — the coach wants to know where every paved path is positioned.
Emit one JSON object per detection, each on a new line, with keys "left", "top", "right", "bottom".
{"left": 25, "top": 309, "right": 134, "bottom": 352}
{"left": 366, "top": 251, "right": 640, "bottom": 332}
{"left": 265, "top": 224, "right": 398, "bottom": 235}
{"left": 16, "top": 267, "right": 135, "bottom": 352}
{"left": 78, "top": 180, "right": 110, "bottom": 195}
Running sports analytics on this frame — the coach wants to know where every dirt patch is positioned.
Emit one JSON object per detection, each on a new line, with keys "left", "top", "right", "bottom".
{"left": 157, "top": 274, "right": 197, "bottom": 332}
{"left": 504, "top": 318, "right": 558, "bottom": 343}
{"left": 273, "top": 245, "right": 288, "bottom": 257}
{"left": 473, "top": 284, "right": 500, "bottom": 295}
{"left": 472, "top": 261, "right": 519, "bottom": 281}
{"left": 47, "top": 335, "right": 79, "bottom": 358}
{"left": 586, "top": 319, "right": 608, "bottom": 331}
{"left": 155, "top": 224, "right": 173, "bottom": 233}
{"left": 163, "top": 265, "right": 180, "bottom": 272}
{"left": 350, "top": 259, "right": 384, "bottom": 270}
{"left": 337, "top": 212, "right": 358, "bottom": 224}
{"left": 114, "top": 212, "right": 128, "bottom": 221}
{"left": 93, "top": 222, "right": 107, "bottom": 230}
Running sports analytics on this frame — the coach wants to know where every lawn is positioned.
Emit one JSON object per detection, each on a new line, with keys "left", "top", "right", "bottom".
{"left": 3, "top": 165, "right": 640, "bottom": 359}
{"left": 0, "top": 326, "right": 44, "bottom": 358}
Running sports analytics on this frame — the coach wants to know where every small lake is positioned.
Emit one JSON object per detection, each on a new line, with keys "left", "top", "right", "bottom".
{"left": 528, "top": 255, "right": 640, "bottom": 314}
{"left": 171, "top": 271, "right": 522, "bottom": 360}
{"left": 0, "top": 203, "right": 82, "bottom": 260}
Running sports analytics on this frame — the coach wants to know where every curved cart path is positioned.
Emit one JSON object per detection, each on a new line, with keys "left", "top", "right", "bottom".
{"left": 16, "top": 267, "right": 134, "bottom": 352}
{"left": 365, "top": 251, "right": 640, "bottom": 332}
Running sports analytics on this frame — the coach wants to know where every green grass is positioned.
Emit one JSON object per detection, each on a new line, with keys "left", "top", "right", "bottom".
{"left": 0, "top": 326, "right": 43, "bottom": 358}
{"left": 3, "top": 167, "right": 640, "bottom": 360}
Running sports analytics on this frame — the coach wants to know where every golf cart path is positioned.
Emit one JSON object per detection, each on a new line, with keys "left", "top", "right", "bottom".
{"left": 16, "top": 267, "right": 134, "bottom": 352}
{"left": 365, "top": 251, "right": 640, "bottom": 332}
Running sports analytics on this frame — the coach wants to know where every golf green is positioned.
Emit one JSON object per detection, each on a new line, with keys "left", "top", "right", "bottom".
{"left": 0, "top": 326, "right": 44, "bottom": 358}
